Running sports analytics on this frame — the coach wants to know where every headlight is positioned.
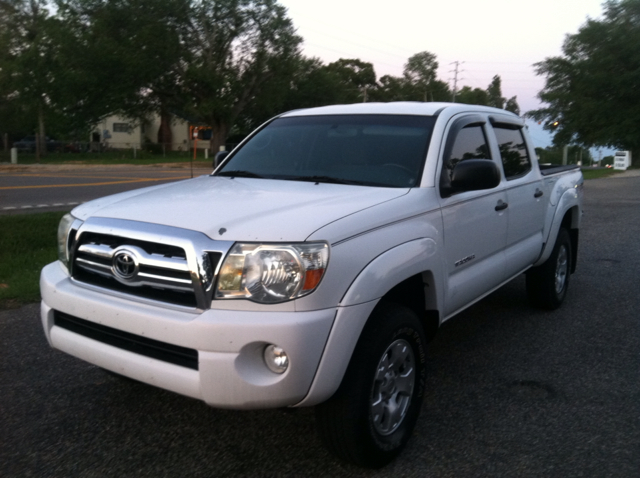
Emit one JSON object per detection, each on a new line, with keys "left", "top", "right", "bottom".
{"left": 57, "top": 213, "right": 81, "bottom": 269}
{"left": 216, "top": 242, "right": 329, "bottom": 303}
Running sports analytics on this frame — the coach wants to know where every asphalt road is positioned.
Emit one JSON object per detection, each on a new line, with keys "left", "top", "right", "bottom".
{"left": 0, "top": 163, "right": 212, "bottom": 214}
{"left": 1, "top": 175, "right": 639, "bottom": 477}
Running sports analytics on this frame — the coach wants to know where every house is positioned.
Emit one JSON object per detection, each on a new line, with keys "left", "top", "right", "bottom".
{"left": 92, "top": 113, "right": 214, "bottom": 151}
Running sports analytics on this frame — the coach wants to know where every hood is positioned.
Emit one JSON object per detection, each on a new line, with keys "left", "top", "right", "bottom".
{"left": 72, "top": 176, "right": 409, "bottom": 242}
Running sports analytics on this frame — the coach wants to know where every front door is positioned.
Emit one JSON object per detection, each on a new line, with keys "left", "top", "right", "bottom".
{"left": 438, "top": 116, "right": 508, "bottom": 318}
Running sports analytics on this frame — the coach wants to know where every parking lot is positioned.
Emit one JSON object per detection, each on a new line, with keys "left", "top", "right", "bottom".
{"left": 1, "top": 174, "right": 639, "bottom": 477}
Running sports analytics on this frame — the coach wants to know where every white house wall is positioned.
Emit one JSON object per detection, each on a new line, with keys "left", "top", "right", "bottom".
{"left": 94, "top": 115, "right": 144, "bottom": 149}
{"left": 93, "top": 114, "right": 208, "bottom": 151}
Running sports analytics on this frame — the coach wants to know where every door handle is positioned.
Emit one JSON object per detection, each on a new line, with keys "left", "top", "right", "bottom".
{"left": 495, "top": 200, "right": 508, "bottom": 211}
{"left": 534, "top": 188, "right": 544, "bottom": 198}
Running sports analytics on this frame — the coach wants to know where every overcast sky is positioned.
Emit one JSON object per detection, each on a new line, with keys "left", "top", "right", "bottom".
{"left": 278, "top": 0, "right": 609, "bottom": 151}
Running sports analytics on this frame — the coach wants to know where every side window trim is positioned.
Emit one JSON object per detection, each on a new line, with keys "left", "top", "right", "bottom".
{"left": 439, "top": 114, "right": 499, "bottom": 198}
{"left": 441, "top": 114, "right": 487, "bottom": 163}
{"left": 491, "top": 122, "right": 532, "bottom": 180}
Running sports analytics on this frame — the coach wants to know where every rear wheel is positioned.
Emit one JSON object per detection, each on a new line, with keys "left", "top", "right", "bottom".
{"left": 526, "top": 228, "right": 572, "bottom": 309}
{"left": 315, "top": 303, "right": 426, "bottom": 468}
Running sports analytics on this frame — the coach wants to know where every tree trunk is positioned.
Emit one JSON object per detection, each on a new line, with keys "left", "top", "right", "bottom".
{"left": 157, "top": 110, "right": 173, "bottom": 151}
{"left": 38, "top": 104, "right": 46, "bottom": 157}
{"left": 208, "top": 122, "right": 229, "bottom": 155}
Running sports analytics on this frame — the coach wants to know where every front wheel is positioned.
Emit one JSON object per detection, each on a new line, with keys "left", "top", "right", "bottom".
{"left": 526, "top": 228, "right": 572, "bottom": 309}
{"left": 315, "top": 303, "right": 426, "bottom": 468}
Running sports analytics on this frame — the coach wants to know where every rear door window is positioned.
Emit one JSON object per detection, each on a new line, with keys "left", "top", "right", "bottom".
{"left": 493, "top": 126, "right": 531, "bottom": 179}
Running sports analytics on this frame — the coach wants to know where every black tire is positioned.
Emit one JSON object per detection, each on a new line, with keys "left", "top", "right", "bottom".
{"left": 526, "top": 228, "right": 572, "bottom": 310}
{"left": 315, "top": 303, "right": 426, "bottom": 468}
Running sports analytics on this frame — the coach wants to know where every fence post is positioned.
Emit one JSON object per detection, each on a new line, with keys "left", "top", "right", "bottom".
{"left": 11, "top": 147, "right": 17, "bottom": 164}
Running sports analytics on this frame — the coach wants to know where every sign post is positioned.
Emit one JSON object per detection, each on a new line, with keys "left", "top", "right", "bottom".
{"left": 191, "top": 127, "right": 198, "bottom": 178}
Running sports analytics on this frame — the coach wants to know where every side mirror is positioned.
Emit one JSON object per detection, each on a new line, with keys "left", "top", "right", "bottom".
{"left": 214, "top": 150, "right": 230, "bottom": 168}
{"left": 450, "top": 159, "right": 501, "bottom": 192}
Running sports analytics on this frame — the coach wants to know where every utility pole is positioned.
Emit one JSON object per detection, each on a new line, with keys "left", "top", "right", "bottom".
{"left": 450, "top": 61, "right": 464, "bottom": 103}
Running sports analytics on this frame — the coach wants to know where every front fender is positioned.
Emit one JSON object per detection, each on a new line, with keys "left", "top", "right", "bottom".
{"left": 341, "top": 237, "right": 440, "bottom": 306}
{"left": 296, "top": 238, "right": 442, "bottom": 407}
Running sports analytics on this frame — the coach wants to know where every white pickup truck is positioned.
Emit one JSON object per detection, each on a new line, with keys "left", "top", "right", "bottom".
{"left": 40, "top": 102, "right": 583, "bottom": 467}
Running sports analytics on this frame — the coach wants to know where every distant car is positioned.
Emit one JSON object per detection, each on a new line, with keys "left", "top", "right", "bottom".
{"left": 13, "top": 136, "right": 69, "bottom": 153}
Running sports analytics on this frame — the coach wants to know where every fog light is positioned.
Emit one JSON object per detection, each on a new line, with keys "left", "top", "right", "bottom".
{"left": 264, "top": 345, "right": 289, "bottom": 374}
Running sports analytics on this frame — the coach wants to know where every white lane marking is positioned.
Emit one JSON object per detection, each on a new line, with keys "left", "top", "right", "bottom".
{"left": 2, "top": 202, "right": 83, "bottom": 211}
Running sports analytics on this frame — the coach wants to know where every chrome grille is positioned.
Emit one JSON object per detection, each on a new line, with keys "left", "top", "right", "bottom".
{"left": 69, "top": 218, "right": 232, "bottom": 310}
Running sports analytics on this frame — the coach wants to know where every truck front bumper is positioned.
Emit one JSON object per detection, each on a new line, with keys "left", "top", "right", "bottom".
{"left": 40, "top": 262, "right": 336, "bottom": 409}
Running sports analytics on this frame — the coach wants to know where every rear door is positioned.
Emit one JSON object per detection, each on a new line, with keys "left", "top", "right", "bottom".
{"left": 489, "top": 119, "right": 546, "bottom": 278}
{"left": 438, "top": 115, "right": 508, "bottom": 318}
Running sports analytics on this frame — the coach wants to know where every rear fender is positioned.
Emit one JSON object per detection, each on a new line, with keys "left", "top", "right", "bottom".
{"left": 536, "top": 188, "right": 581, "bottom": 266}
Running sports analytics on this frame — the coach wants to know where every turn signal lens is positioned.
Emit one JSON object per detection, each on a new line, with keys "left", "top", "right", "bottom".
{"left": 303, "top": 268, "right": 324, "bottom": 290}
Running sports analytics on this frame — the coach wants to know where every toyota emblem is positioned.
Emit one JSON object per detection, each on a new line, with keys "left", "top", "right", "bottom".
{"left": 112, "top": 249, "right": 139, "bottom": 281}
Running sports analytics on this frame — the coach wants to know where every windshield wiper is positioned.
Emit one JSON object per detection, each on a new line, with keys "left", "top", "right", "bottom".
{"left": 217, "top": 170, "right": 265, "bottom": 179}
{"left": 285, "top": 175, "right": 369, "bottom": 186}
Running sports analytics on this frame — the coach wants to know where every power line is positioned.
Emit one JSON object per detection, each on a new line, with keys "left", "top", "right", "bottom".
{"left": 449, "top": 61, "right": 464, "bottom": 103}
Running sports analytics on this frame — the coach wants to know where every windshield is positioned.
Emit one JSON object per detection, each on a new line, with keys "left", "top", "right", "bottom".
{"left": 216, "top": 114, "right": 436, "bottom": 188}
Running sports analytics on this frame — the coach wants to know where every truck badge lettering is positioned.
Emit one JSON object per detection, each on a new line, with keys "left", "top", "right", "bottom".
{"left": 455, "top": 254, "right": 476, "bottom": 267}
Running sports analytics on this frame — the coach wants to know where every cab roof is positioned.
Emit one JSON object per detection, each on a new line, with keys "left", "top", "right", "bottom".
{"left": 281, "top": 101, "right": 519, "bottom": 119}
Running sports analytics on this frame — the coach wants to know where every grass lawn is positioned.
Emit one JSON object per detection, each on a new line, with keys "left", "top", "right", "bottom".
{"left": 580, "top": 168, "right": 619, "bottom": 180}
{"left": 0, "top": 212, "right": 66, "bottom": 309}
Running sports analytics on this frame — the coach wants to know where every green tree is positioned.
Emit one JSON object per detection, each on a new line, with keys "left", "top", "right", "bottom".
{"left": 235, "top": 57, "right": 377, "bottom": 136}
{"left": 456, "top": 86, "right": 489, "bottom": 106}
{"left": 486, "top": 75, "right": 505, "bottom": 108}
{"left": 529, "top": 0, "right": 640, "bottom": 153}
{"left": 369, "top": 51, "right": 450, "bottom": 102}
{"left": 369, "top": 75, "right": 408, "bottom": 102}
{"left": 325, "top": 58, "right": 376, "bottom": 102}
{"left": 455, "top": 75, "right": 520, "bottom": 114}
{"left": 535, "top": 145, "right": 593, "bottom": 165}
{"left": 49, "top": 0, "right": 300, "bottom": 151}
{"left": 0, "top": 1, "right": 61, "bottom": 154}
{"left": 403, "top": 51, "right": 438, "bottom": 101}
{"left": 55, "top": 0, "right": 191, "bottom": 141}
{"left": 180, "top": 0, "right": 302, "bottom": 153}
{"left": 505, "top": 96, "right": 520, "bottom": 115}
{"left": 601, "top": 155, "right": 614, "bottom": 166}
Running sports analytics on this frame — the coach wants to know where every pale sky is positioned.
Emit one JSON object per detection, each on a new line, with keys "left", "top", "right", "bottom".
{"left": 278, "top": 0, "right": 609, "bottom": 151}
